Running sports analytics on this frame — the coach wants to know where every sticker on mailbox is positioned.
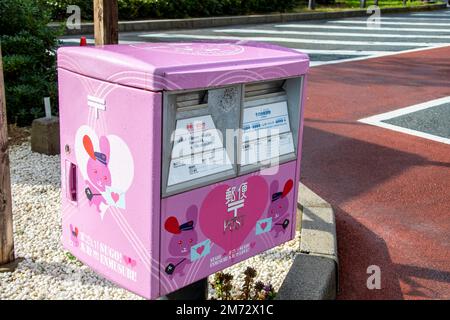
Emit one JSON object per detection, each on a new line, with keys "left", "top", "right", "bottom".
{"left": 191, "top": 239, "right": 211, "bottom": 261}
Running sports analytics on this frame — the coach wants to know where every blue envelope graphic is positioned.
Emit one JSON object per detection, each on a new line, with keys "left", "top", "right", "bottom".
{"left": 255, "top": 217, "right": 272, "bottom": 235}
{"left": 191, "top": 239, "right": 211, "bottom": 262}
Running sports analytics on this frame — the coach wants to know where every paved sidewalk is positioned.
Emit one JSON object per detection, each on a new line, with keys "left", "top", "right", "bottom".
{"left": 302, "top": 45, "right": 450, "bottom": 299}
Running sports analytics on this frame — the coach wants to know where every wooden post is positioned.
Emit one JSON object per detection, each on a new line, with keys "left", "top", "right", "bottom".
{"left": 0, "top": 46, "right": 15, "bottom": 266}
{"left": 94, "top": 0, "right": 119, "bottom": 45}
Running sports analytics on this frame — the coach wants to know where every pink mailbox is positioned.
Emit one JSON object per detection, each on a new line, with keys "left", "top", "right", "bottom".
{"left": 58, "top": 41, "right": 309, "bottom": 299}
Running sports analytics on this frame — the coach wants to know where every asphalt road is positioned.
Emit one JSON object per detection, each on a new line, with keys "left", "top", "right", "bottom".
{"left": 62, "top": 8, "right": 450, "bottom": 66}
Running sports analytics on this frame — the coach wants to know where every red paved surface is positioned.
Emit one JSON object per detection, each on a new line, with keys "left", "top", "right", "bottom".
{"left": 301, "top": 46, "right": 450, "bottom": 300}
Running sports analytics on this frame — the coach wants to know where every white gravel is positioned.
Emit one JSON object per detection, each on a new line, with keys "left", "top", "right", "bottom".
{"left": 0, "top": 142, "right": 300, "bottom": 300}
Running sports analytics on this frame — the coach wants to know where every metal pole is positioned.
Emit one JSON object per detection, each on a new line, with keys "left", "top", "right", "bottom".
{"left": 308, "top": 0, "right": 316, "bottom": 10}
{"left": 361, "top": 0, "right": 367, "bottom": 8}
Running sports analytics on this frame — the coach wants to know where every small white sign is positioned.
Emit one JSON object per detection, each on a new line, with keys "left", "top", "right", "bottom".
{"left": 168, "top": 148, "right": 232, "bottom": 186}
{"left": 240, "top": 132, "right": 295, "bottom": 166}
{"left": 242, "top": 101, "right": 291, "bottom": 137}
{"left": 172, "top": 115, "right": 224, "bottom": 158}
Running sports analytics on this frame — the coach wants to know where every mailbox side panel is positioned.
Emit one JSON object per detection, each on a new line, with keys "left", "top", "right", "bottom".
{"left": 58, "top": 68, "right": 161, "bottom": 299}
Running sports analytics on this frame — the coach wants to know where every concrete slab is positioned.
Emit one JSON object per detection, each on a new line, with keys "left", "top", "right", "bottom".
{"left": 300, "top": 206, "right": 337, "bottom": 259}
{"left": 276, "top": 183, "right": 338, "bottom": 300}
{"left": 31, "top": 117, "right": 60, "bottom": 155}
{"left": 276, "top": 253, "right": 337, "bottom": 300}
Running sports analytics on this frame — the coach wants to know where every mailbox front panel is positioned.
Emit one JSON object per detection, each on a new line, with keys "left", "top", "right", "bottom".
{"left": 160, "top": 161, "right": 298, "bottom": 295}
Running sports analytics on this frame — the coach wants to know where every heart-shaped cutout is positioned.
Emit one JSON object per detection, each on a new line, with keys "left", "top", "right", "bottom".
{"left": 111, "top": 192, "right": 120, "bottom": 203}
{"left": 199, "top": 176, "right": 268, "bottom": 253}
{"left": 165, "top": 216, "right": 181, "bottom": 234}
{"left": 196, "top": 246, "right": 205, "bottom": 255}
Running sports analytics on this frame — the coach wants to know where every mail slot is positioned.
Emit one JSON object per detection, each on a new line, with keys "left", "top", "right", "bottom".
{"left": 58, "top": 41, "right": 309, "bottom": 299}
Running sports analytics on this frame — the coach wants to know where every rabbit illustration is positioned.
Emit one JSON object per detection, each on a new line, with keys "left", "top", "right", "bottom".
{"left": 164, "top": 205, "right": 198, "bottom": 277}
{"left": 83, "top": 135, "right": 112, "bottom": 213}
{"left": 268, "top": 179, "right": 293, "bottom": 238}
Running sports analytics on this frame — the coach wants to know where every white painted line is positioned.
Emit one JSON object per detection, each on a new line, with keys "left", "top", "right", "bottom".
{"left": 309, "top": 44, "right": 450, "bottom": 67}
{"left": 331, "top": 20, "right": 450, "bottom": 26}
{"left": 214, "top": 28, "right": 450, "bottom": 39}
{"left": 374, "top": 16, "right": 450, "bottom": 21}
{"left": 275, "top": 24, "right": 450, "bottom": 33}
{"left": 358, "top": 96, "right": 450, "bottom": 145}
{"left": 139, "top": 33, "right": 447, "bottom": 47}
{"left": 293, "top": 49, "right": 387, "bottom": 56}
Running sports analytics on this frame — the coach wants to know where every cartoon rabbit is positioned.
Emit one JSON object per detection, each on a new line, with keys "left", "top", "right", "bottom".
{"left": 164, "top": 205, "right": 198, "bottom": 277}
{"left": 82, "top": 135, "right": 112, "bottom": 214}
{"left": 268, "top": 179, "right": 293, "bottom": 238}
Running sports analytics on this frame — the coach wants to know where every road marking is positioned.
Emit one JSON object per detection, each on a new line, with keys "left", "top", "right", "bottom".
{"left": 310, "top": 44, "right": 450, "bottom": 67}
{"left": 373, "top": 16, "right": 450, "bottom": 21}
{"left": 140, "top": 33, "right": 447, "bottom": 47}
{"left": 331, "top": 20, "right": 450, "bottom": 26}
{"left": 358, "top": 96, "right": 450, "bottom": 145}
{"left": 275, "top": 24, "right": 450, "bottom": 33}
{"left": 294, "top": 49, "right": 388, "bottom": 55}
{"left": 214, "top": 28, "right": 450, "bottom": 39}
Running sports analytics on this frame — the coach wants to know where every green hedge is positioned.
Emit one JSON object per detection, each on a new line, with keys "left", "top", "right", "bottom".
{"left": 1, "top": 0, "right": 62, "bottom": 125}
{"left": 42, "top": 0, "right": 301, "bottom": 21}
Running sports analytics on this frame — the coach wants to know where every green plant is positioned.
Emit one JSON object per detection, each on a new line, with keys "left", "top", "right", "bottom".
{"left": 211, "top": 271, "right": 234, "bottom": 300}
{"left": 210, "top": 266, "right": 277, "bottom": 300}
{"left": 1, "top": 0, "right": 63, "bottom": 126}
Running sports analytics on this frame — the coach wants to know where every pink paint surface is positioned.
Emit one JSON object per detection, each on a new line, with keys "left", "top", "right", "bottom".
{"left": 58, "top": 41, "right": 309, "bottom": 299}
{"left": 58, "top": 41, "right": 309, "bottom": 91}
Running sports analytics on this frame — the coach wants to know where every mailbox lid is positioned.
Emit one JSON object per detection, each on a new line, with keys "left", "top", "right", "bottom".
{"left": 57, "top": 41, "right": 309, "bottom": 91}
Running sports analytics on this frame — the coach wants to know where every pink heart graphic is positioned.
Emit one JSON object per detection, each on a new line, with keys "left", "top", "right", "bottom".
{"left": 260, "top": 222, "right": 267, "bottom": 231}
{"left": 250, "top": 242, "right": 256, "bottom": 249}
{"left": 111, "top": 192, "right": 120, "bottom": 203}
{"left": 199, "top": 176, "right": 268, "bottom": 253}
{"left": 196, "top": 246, "right": 205, "bottom": 255}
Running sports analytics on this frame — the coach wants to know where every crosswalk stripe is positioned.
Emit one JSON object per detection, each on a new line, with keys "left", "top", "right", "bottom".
{"left": 214, "top": 28, "right": 450, "bottom": 39}
{"left": 331, "top": 20, "right": 450, "bottom": 26}
{"left": 373, "top": 17, "right": 450, "bottom": 21}
{"left": 275, "top": 24, "right": 450, "bottom": 33}
{"left": 293, "top": 49, "right": 388, "bottom": 56}
{"left": 139, "top": 33, "right": 447, "bottom": 47}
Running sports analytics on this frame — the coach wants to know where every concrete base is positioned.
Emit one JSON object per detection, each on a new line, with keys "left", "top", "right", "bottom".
{"left": 31, "top": 117, "right": 60, "bottom": 155}
{"left": 276, "top": 254, "right": 337, "bottom": 300}
{"left": 276, "top": 183, "right": 338, "bottom": 300}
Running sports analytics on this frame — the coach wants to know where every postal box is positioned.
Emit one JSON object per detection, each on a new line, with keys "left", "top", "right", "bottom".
{"left": 58, "top": 41, "right": 309, "bottom": 299}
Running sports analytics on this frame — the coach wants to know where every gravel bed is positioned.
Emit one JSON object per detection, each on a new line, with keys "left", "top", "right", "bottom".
{"left": 0, "top": 142, "right": 300, "bottom": 300}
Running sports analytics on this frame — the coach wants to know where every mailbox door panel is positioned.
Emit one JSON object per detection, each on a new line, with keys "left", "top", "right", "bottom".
{"left": 160, "top": 160, "right": 298, "bottom": 295}
{"left": 59, "top": 69, "right": 161, "bottom": 299}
